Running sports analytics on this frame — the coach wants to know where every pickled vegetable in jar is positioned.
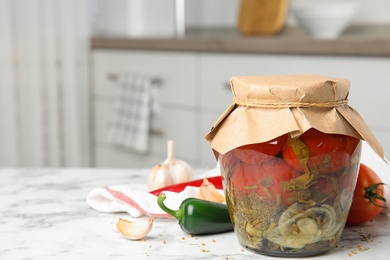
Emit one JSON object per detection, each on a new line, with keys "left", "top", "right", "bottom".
{"left": 220, "top": 130, "right": 361, "bottom": 256}
{"left": 205, "top": 75, "right": 384, "bottom": 257}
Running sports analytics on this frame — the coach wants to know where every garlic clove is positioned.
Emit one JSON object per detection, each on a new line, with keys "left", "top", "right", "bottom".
{"left": 147, "top": 164, "right": 174, "bottom": 191}
{"left": 116, "top": 217, "right": 154, "bottom": 240}
{"left": 198, "top": 177, "right": 225, "bottom": 203}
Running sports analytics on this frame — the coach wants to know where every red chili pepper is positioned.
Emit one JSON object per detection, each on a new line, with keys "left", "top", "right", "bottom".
{"left": 149, "top": 175, "right": 223, "bottom": 196}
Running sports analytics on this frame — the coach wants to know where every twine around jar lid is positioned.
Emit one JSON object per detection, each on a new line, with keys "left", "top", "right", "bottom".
{"left": 233, "top": 96, "right": 349, "bottom": 108}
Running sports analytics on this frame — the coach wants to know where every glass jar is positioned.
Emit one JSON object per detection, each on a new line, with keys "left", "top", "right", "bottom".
{"left": 219, "top": 129, "right": 362, "bottom": 257}
{"left": 205, "top": 75, "right": 384, "bottom": 257}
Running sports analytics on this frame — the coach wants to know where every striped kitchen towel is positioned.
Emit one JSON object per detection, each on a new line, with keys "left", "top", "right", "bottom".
{"left": 108, "top": 72, "right": 157, "bottom": 153}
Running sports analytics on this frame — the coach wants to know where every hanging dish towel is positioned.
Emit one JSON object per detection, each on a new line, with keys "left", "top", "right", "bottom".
{"left": 108, "top": 72, "right": 156, "bottom": 153}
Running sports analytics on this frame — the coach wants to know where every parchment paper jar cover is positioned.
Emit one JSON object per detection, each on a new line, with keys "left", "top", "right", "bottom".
{"left": 205, "top": 75, "right": 384, "bottom": 159}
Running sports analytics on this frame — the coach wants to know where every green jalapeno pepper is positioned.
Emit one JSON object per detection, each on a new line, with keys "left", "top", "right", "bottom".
{"left": 157, "top": 193, "right": 233, "bottom": 235}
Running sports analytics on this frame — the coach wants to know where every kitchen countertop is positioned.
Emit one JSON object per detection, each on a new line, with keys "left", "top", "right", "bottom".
{"left": 91, "top": 25, "right": 390, "bottom": 57}
{"left": 1, "top": 144, "right": 390, "bottom": 259}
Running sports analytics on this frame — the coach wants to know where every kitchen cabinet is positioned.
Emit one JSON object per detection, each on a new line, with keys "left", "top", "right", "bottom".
{"left": 91, "top": 26, "right": 390, "bottom": 168}
{"left": 91, "top": 50, "right": 199, "bottom": 167}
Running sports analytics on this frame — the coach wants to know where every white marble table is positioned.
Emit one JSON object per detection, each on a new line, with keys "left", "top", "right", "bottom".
{"left": 1, "top": 153, "right": 390, "bottom": 260}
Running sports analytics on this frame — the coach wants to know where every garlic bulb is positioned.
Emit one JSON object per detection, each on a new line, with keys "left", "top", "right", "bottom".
{"left": 147, "top": 140, "right": 193, "bottom": 191}
{"left": 147, "top": 164, "right": 174, "bottom": 191}
{"left": 116, "top": 217, "right": 154, "bottom": 240}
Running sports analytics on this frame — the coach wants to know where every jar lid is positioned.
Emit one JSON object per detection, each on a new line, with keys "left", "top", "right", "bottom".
{"left": 205, "top": 75, "right": 384, "bottom": 159}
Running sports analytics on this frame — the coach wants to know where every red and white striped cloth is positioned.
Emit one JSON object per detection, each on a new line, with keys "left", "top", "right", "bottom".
{"left": 86, "top": 167, "right": 223, "bottom": 218}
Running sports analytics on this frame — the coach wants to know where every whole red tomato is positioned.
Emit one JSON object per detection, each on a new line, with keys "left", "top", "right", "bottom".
{"left": 228, "top": 158, "right": 300, "bottom": 206}
{"left": 282, "top": 129, "right": 360, "bottom": 174}
{"left": 346, "top": 163, "right": 386, "bottom": 225}
{"left": 234, "top": 135, "right": 287, "bottom": 165}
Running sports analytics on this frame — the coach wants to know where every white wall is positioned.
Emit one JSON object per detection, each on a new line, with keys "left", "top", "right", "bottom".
{"left": 93, "top": 0, "right": 390, "bottom": 37}
{"left": 92, "top": 0, "right": 176, "bottom": 36}
{"left": 185, "top": 0, "right": 390, "bottom": 27}
{"left": 353, "top": 0, "right": 390, "bottom": 24}
{"left": 185, "top": 0, "right": 240, "bottom": 27}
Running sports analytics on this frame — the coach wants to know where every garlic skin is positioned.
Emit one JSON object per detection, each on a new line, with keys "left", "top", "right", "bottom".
{"left": 147, "top": 164, "right": 174, "bottom": 191}
{"left": 147, "top": 140, "right": 193, "bottom": 191}
{"left": 198, "top": 177, "right": 225, "bottom": 203}
{"left": 116, "top": 217, "right": 154, "bottom": 240}
{"left": 169, "top": 159, "right": 193, "bottom": 184}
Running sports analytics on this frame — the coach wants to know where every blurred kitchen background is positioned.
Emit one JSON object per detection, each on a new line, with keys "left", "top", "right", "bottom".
{"left": 1, "top": 0, "right": 389, "bottom": 168}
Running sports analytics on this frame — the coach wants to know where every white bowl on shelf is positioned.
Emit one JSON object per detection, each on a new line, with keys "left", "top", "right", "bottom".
{"left": 291, "top": 0, "right": 362, "bottom": 39}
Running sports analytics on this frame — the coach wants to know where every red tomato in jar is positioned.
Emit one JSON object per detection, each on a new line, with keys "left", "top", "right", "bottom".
{"left": 310, "top": 176, "right": 337, "bottom": 202}
{"left": 339, "top": 160, "right": 361, "bottom": 192}
{"left": 234, "top": 135, "right": 287, "bottom": 165}
{"left": 282, "top": 129, "right": 360, "bottom": 174}
{"left": 228, "top": 158, "right": 300, "bottom": 206}
{"left": 219, "top": 149, "right": 240, "bottom": 174}
{"left": 229, "top": 162, "right": 261, "bottom": 195}
{"left": 346, "top": 163, "right": 386, "bottom": 225}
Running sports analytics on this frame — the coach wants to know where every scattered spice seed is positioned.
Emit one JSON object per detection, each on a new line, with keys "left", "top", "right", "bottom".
{"left": 212, "top": 239, "right": 216, "bottom": 243}
{"left": 201, "top": 242, "right": 205, "bottom": 246}
{"left": 162, "top": 240, "right": 166, "bottom": 244}
{"left": 181, "top": 237, "right": 185, "bottom": 240}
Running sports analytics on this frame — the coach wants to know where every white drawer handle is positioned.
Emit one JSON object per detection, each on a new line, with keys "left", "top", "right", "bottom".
{"left": 107, "top": 73, "right": 163, "bottom": 86}
{"left": 150, "top": 129, "right": 164, "bottom": 137}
